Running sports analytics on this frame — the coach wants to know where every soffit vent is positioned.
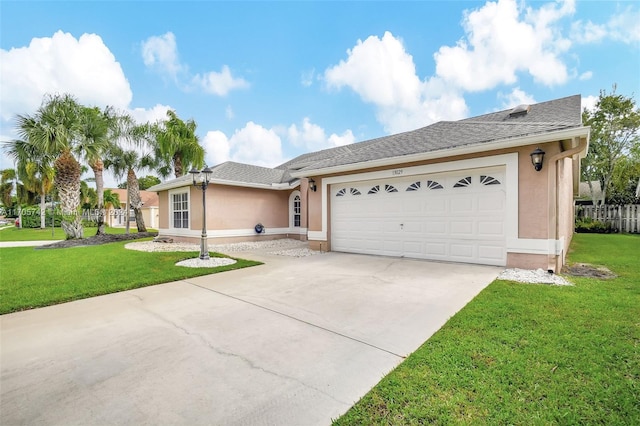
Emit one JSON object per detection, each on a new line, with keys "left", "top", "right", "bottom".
{"left": 509, "top": 104, "right": 530, "bottom": 118}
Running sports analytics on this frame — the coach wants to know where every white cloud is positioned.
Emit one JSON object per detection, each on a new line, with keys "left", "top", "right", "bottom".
{"left": 140, "top": 32, "right": 184, "bottom": 79}
{"left": 287, "top": 118, "right": 327, "bottom": 149}
{"left": 324, "top": 31, "right": 468, "bottom": 133}
{"left": 203, "top": 122, "right": 285, "bottom": 168}
{"left": 572, "top": 7, "right": 640, "bottom": 44}
{"left": 328, "top": 129, "right": 355, "bottom": 147}
{"left": 128, "top": 104, "right": 172, "bottom": 125}
{"left": 301, "top": 69, "right": 316, "bottom": 87}
{"left": 202, "top": 130, "right": 231, "bottom": 166}
{"left": 581, "top": 95, "right": 598, "bottom": 113}
{"left": 287, "top": 117, "right": 355, "bottom": 150}
{"left": 434, "top": 0, "right": 573, "bottom": 91}
{"left": 141, "top": 32, "right": 248, "bottom": 97}
{"left": 579, "top": 71, "right": 593, "bottom": 81}
{"left": 225, "top": 105, "right": 235, "bottom": 120}
{"left": 192, "top": 65, "right": 249, "bottom": 96}
{"left": 604, "top": 8, "right": 640, "bottom": 43}
{"left": 0, "top": 30, "right": 132, "bottom": 122}
{"left": 497, "top": 87, "right": 536, "bottom": 109}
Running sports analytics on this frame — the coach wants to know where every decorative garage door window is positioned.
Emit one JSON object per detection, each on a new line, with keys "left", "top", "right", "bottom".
{"left": 453, "top": 176, "right": 472, "bottom": 188}
{"left": 426, "top": 180, "right": 444, "bottom": 190}
{"left": 336, "top": 188, "right": 362, "bottom": 196}
{"left": 480, "top": 175, "right": 501, "bottom": 185}
{"left": 337, "top": 174, "right": 502, "bottom": 198}
{"left": 406, "top": 181, "right": 421, "bottom": 191}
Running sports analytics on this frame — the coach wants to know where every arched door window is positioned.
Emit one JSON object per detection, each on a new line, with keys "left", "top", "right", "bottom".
{"left": 293, "top": 195, "right": 301, "bottom": 227}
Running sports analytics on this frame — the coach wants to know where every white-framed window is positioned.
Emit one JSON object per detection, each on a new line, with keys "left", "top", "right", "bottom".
{"left": 170, "top": 190, "right": 189, "bottom": 229}
{"left": 289, "top": 190, "right": 302, "bottom": 228}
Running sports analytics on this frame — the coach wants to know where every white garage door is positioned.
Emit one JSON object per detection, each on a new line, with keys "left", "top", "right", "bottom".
{"left": 331, "top": 167, "right": 506, "bottom": 266}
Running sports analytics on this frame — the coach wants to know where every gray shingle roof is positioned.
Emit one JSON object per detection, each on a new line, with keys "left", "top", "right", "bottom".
{"left": 149, "top": 95, "right": 585, "bottom": 191}
{"left": 282, "top": 95, "right": 583, "bottom": 173}
{"left": 210, "top": 161, "right": 288, "bottom": 185}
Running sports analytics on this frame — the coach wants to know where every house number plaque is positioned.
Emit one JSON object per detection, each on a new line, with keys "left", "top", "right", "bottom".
{"left": 392, "top": 169, "right": 403, "bottom": 176}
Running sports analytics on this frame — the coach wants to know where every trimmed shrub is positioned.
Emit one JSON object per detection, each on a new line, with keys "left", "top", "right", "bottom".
{"left": 575, "top": 217, "right": 613, "bottom": 233}
{"left": 17, "top": 207, "right": 62, "bottom": 228}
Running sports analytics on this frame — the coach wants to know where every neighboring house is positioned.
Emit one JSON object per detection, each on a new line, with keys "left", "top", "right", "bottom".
{"left": 149, "top": 95, "right": 590, "bottom": 272}
{"left": 577, "top": 181, "right": 603, "bottom": 205}
{"left": 105, "top": 189, "right": 159, "bottom": 229}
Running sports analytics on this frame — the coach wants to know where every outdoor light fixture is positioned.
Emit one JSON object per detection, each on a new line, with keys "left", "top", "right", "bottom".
{"left": 308, "top": 178, "right": 317, "bottom": 192}
{"left": 189, "top": 166, "right": 213, "bottom": 260}
{"left": 530, "top": 147, "right": 545, "bottom": 172}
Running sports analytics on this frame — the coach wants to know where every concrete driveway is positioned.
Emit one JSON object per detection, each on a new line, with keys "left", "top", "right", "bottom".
{"left": 1, "top": 251, "right": 501, "bottom": 425}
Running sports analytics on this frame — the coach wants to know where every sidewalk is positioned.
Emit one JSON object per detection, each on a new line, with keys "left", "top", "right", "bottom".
{"left": 0, "top": 240, "right": 62, "bottom": 248}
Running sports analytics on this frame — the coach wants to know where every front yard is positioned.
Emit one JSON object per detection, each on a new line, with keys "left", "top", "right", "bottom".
{"left": 0, "top": 239, "right": 261, "bottom": 314}
{"left": 335, "top": 233, "right": 639, "bottom": 425}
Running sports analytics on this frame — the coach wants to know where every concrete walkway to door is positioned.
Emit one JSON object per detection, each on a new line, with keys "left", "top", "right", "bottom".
{"left": 0, "top": 251, "right": 501, "bottom": 425}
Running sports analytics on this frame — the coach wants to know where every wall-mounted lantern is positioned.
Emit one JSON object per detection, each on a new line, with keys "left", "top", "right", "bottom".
{"left": 308, "top": 178, "right": 317, "bottom": 192}
{"left": 530, "top": 147, "right": 545, "bottom": 172}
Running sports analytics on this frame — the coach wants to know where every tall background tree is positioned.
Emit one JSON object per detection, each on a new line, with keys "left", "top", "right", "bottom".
{"left": 14, "top": 94, "right": 87, "bottom": 238}
{"left": 582, "top": 86, "right": 640, "bottom": 205}
{"left": 105, "top": 117, "right": 155, "bottom": 233}
{"left": 154, "top": 110, "right": 205, "bottom": 178}
{"left": 77, "top": 105, "right": 112, "bottom": 235}
{"left": 5, "top": 140, "right": 55, "bottom": 227}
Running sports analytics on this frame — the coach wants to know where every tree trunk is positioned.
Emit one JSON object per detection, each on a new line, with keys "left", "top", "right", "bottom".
{"left": 91, "top": 159, "right": 106, "bottom": 235}
{"left": 128, "top": 169, "right": 147, "bottom": 232}
{"left": 174, "top": 155, "right": 183, "bottom": 178}
{"left": 39, "top": 191, "right": 46, "bottom": 229}
{"left": 54, "top": 150, "right": 83, "bottom": 239}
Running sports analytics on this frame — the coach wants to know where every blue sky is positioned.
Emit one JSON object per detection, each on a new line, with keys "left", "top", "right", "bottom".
{"left": 1, "top": 0, "right": 639, "bottom": 187}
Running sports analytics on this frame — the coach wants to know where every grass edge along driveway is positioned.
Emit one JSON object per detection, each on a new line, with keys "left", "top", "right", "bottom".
{"left": 335, "top": 233, "right": 640, "bottom": 425}
{"left": 0, "top": 239, "right": 261, "bottom": 314}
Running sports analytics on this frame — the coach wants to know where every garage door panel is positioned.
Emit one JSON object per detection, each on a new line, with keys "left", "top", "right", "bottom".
{"left": 450, "top": 198, "right": 474, "bottom": 212}
{"left": 425, "top": 242, "right": 447, "bottom": 256}
{"left": 450, "top": 244, "right": 475, "bottom": 259}
{"left": 425, "top": 199, "right": 447, "bottom": 213}
{"left": 424, "top": 221, "right": 448, "bottom": 234}
{"left": 331, "top": 167, "right": 507, "bottom": 266}
{"left": 450, "top": 220, "right": 474, "bottom": 236}
{"left": 478, "top": 221, "right": 504, "bottom": 237}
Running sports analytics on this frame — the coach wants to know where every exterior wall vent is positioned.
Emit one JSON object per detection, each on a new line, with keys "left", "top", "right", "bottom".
{"left": 509, "top": 104, "right": 530, "bottom": 117}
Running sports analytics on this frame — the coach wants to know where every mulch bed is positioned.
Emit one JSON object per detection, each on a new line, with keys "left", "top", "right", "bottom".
{"left": 36, "top": 232, "right": 158, "bottom": 249}
{"left": 562, "top": 263, "right": 617, "bottom": 279}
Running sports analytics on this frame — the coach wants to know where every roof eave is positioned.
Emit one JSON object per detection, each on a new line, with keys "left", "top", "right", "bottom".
{"left": 147, "top": 178, "right": 300, "bottom": 192}
{"left": 290, "top": 126, "right": 590, "bottom": 178}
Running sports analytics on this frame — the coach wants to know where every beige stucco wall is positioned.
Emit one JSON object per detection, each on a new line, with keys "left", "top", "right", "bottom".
{"left": 158, "top": 192, "right": 169, "bottom": 229}
{"left": 306, "top": 141, "right": 581, "bottom": 269}
{"left": 203, "top": 185, "right": 290, "bottom": 230}
{"left": 156, "top": 183, "right": 303, "bottom": 244}
{"left": 557, "top": 156, "right": 576, "bottom": 268}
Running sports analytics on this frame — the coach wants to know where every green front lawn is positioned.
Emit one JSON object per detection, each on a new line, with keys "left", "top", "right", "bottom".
{"left": 336, "top": 233, "right": 640, "bottom": 425}
{"left": 0, "top": 226, "right": 156, "bottom": 242}
{"left": 0, "top": 240, "right": 261, "bottom": 314}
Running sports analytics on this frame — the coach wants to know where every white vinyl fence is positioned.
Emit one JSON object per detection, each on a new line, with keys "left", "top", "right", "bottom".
{"left": 575, "top": 204, "right": 640, "bottom": 233}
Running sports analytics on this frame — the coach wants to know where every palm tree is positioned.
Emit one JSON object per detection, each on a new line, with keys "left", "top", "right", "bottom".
{"left": 14, "top": 94, "right": 84, "bottom": 239}
{"left": 105, "top": 146, "right": 153, "bottom": 233}
{"left": 105, "top": 117, "right": 155, "bottom": 233}
{"left": 4, "top": 140, "right": 55, "bottom": 228}
{"left": 153, "top": 110, "right": 205, "bottom": 178}
{"left": 0, "top": 169, "right": 17, "bottom": 208}
{"left": 76, "top": 105, "right": 111, "bottom": 235}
